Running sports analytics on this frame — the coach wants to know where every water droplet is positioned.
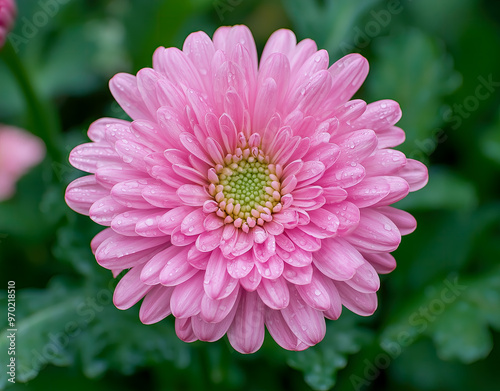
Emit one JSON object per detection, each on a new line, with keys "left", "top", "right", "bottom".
{"left": 384, "top": 224, "right": 392, "bottom": 231}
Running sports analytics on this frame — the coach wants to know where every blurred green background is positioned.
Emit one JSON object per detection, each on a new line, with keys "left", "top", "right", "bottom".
{"left": 1, "top": 0, "right": 500, "bottom": 390}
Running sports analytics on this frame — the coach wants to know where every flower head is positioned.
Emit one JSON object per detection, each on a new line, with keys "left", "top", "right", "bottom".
{"left": 66, "top": 25, "right": 428, "bottom": 353}
{"left": 0, "top": 125, "right": 45, "bottom": 200}
{"left": 0, "top": 0, "right": 16, "bottom": 48}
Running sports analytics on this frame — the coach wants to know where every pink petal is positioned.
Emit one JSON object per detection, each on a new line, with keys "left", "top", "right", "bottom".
{"left": 87, "top": 117, "right": 130, "bottom": 143}
{"left": 327, "top": 53, "right": 369, "bottom": 106}
{"left": 351, "top": 100, "right": 402, "bottom": 131}
{"left": 175, "top": 317, "right": 197, "bottom": 342}
{"left": 136, "top": 68, "right": 163, "bottom": 117}
{"left": 196, "top": 227, "right": 223, "bottom": 252}
{"left": 113, "top": 209, "right": 150, "bottom": 237}
{"left": 170, "top": 272, "right": 204, "bottom": 318}
{"left": 344, "top": 261, "right": 380, "bottom": 293}
{"left": 155, "top": 47, "right": 203, "bottom": 90}
{"left": 109, "top": 73, "right": 152, "bottom": 120}
{"left": 253, "top": 235, "right": 276, "bottom": 263}
{"left": 204, "top": 250, "right": 238, "bottom": 300}
{"left": 336, "top": 129, "right": 378, "bottom": 162}
{"left": 253, "top": 78, "right": 278, "bottom": 133}
{"left": 275, "top": 233, "right": 296, "bottom": 252}
{"left": 377, "top": 206, "right": 416, "bottom": 235}
{"left": 89, "top": 196, "right": 128, "bottom": 226}
{"left": 239, "top": 266, "right": 262, "bottom": 292}
{"left": 159, "top": 247, "right": 198, "bottom": 286}
{"left": 96, "top": 166, "right": 148, "bottom": 188}
{"left": 183, "top": 31, "right": 215, "bottom": 92}
{"left": 281, "top": 286, "right": 326, "bottom": 346}
{"left": 65, "top": 175, "right": 108, "bottom": 215}
{"left": 296, "top": 270, "right": 331, "bottom": 311}
{"left": 374, "top": 176, "right": 410, "bottom": 206}
{"left": 289, "top": 38, "right": 317, "bottom": 73}
{"left": 282, "top": 263, "right": 313, "bottom": 285}
{"left": 346, "top": 209, "right": 401, "bottom": 253}
{"left": 276, "top": 246, "right": 312, "bottom": 267}
{"left": 139, "top": 285, "right": 174, "bottom": 324}
{"left": 257, "top": 276, "right": 290, "bottom": 309}
{"left": 187, "top": 246, "right": 210, "bottom": 270}
{"left": 323, "top": 201, "right": 360, "bottom": 235}
{"left": 231, "top": 230, "right": 254, "bottom": 256}
{"left": 135, "top": 210, "right": 170, "bottom": 237}
{"left": 156, "top": 106, "right": 188, "bottom": 150}
{"left": 398, "top": 159, "right": 429, "bottom": 191}
{"left": 172, "top": 164, "right": 208, "bottom": 186}
{"left": 96, "top": 247, "right": 161, "bottom": 271}
{"left": 265, "top": 309, "right": 310, "bottom": 351}
{"left": 177, "top": 184, "right": 211, "bottom": 206}
{"left": 91, "top": 228, "right": 115, "bottom": 254}
{"left": 170, "top": 226, "right": 197, "bottom": 246}
{"left": 260, "top": 29, "right": 297, "bottom": 64}
{"left": 319, "top": 163, "right": 365, "bottom": 188}
{"left": 363, "top": 149, "right": 406, "bottom": 176}
{"left": 111, "top": 179, "right": 155, "bottom": 209}
{"left": 69, "top": 143, "right": 118, "bottom": 174}
{"left": 322, "top": 277, "right": 342, "bottom": 320}
{"left": 305, "top": 143, "right": 341, "bottom": 169}
{"left": 255, "top": 255, "right": 284, "bottom": 279}
{"left": 295, "top": 161, "right": 326, "bottom": 187}
{"left": 113, "top": 266, "right": 152, "bottom": 310}
{"left": 285, "top": 228, "right": 321, "bottom": 252}
{"left": 289, "top": 49, "right": 329, "bottom": 92}
{"left": 227, "top": 291, "right": 265, "bottom": 354}
{"left": 158, "top": 206, "right": 195, "bottom": 235}
{"left": 347, "top": 176, "right": 391, "bottom": 208}
{"left": 336, "top": 281, "right": 378, "bottom": 316}
{"left": 376, "top": 126, "right": 406, "bottom": 148}
{"left": 180, "top": 209, "right": 207, "bottom": 236}
{"left": 141, "top": 184, "right": 182, "bottom": 208}
{"left": 313, "top": 237, "right": 364, "bottom": 281}
{"left": 200, "top": 285, "right": 240, "bottom": 323}
{"left": 191, "top": 309, "right": 236, "bottom": 342}
{"left": 227, "top": 252, "right": 254, "bottom": 279}
{"left": 362, "top": 252, "right": 397, "bottom": 274}
{"left": 140, "top": 245, "right": 185, "bottom": 285}
{"left": 95, "top": 235, "right": 166, "bottom": 264}
{"left": 323, "top": 186, "right": 348, "bottom": 203}
{"left": 204, "top": 213, "right": 224, "bottom": 232}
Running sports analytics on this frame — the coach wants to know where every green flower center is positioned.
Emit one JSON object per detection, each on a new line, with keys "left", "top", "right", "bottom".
{"left": 208, "top": 146, "right": 283, "bottom": 231}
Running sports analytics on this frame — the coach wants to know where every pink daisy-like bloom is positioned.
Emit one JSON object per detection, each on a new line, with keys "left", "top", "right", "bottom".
{"left": 0, "top": 0, "right": 16, "bottom": 47}
{"left": 65, "top": 25, "right": 428, "bottom": 353}
{"left": 0, "top": 125, "right": 45, "bottom": 200}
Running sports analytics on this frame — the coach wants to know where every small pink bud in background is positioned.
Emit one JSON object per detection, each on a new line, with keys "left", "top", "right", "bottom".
{"left": 0, "top": 0, "right": 16, "bottom": 48}
{"left": 0, "top": 126, "right": 46, "bottom": 200}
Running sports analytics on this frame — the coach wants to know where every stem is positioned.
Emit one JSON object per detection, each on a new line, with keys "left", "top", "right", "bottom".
{"left": 0, "top": 40, "right": 62, "bottom": 162}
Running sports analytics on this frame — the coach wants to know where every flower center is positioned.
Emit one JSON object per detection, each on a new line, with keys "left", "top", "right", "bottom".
{"left": 208, "top": 146, "right": 283, "bottom": 232}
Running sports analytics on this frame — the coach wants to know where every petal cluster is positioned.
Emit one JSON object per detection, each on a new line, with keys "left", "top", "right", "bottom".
{"left": 0, "top": 0, "right": 16, "bottom": 47}
{"left": 65, "top": 26, "right": 428, "bottom": 353}
{"left": 0, "top": 125, "right": 45, "bottom": 200}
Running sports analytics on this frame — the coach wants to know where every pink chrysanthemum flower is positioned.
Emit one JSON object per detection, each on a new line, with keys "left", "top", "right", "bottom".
{"left": 65, "top": 26, "right": 428, "bottom": 353}
{"left": 0, "top": 125, "right": 45, "bottom": 200}
{"left": 0, "top": 0, "right": 16, "bottom": 47}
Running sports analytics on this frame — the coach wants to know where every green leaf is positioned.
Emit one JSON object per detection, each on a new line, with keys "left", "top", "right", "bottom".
{"left": 395, "top": 166, "right": 478, "bottom": 211}
{"left": 480, "top": 109, "right": 500, "bottom": 166}
{"left": 381, "top": 266, "right": 500, "bottom": 366}
{"left": 282, "top": 0, "right": 382, "bottom": 59}
{"left": 0, "top": 278, "right": 83, "bottom": 387}
{"left": 287, "top": 314, "right": 373, "bottom": 390}
{"left": 367, "top": 29, "right": 460, "bottom": 158}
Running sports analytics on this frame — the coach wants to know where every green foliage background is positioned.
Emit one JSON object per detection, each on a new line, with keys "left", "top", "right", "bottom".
{"left": 1, "top": 0, "right": 500, "bottom": 390}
